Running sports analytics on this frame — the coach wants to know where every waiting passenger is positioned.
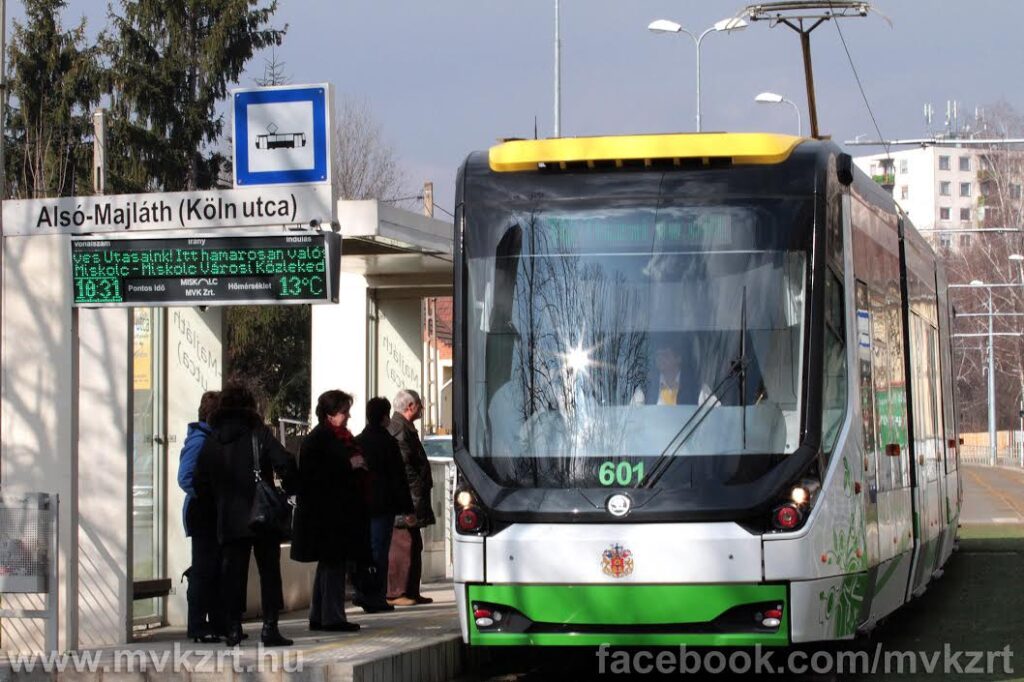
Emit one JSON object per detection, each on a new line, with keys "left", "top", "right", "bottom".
{"left": 353, "top": 397, "right": 416, "bottom": 612}
{"left": 291, "top": 390, "right": 370, "bottom": 632}
{"left": 178, "top": 390, "right": 222, "bottom": 643}
{"left": 193, "top": 384, "right": 298, "bottom": 647}
{"left": 387, "top": 389, "right": 436, "bottom": 606}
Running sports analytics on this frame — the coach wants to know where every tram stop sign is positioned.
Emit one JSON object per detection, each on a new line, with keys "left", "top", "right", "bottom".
{"left": 232, "top": 83, "right": 332, "bottom": 187}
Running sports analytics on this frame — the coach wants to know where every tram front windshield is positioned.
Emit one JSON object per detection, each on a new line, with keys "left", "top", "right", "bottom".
{"left": 465, "top": 196, "right": 812, "bottom": 488}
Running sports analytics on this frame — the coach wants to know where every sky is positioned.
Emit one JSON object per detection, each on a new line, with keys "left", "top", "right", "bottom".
{"left": 13, "top": 0, "right": 1024, "bottom": 215}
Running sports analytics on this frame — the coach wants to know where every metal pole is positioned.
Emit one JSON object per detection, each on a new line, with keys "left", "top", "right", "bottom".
{"left": 694, "top": 32, "right": 703, "bottom": 132}
{"left": 553, "top": 0, "right": 561, "bottom": 137}
{"left": 1, "top": 0, "right": 6, "bottom": 454}
{"left": 988, "top": 288, "right": 997, "bottom": 466}
{"left": 787, "top": 98, "right": 802, "bottom": 137}
{"left": 799, "top": 30, "right": 819, "bottom": 138}
{"left": 93, "top": 110, "right": 106, "bottom": 194}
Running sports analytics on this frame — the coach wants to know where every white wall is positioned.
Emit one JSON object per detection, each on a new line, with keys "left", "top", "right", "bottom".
{"left": 376, "top": 297, "right": 423, "bottom": 406}
{"left": 1, "top": 234, "right": 75, "bottom": 652}
{"left": 76, "top": 308, "right": 132, "bottom": 649}
{"left": 312, "top": 272, "right": 370, "bottom": 431}
{"left": 164, "top": 306, "right": 223, "bottom": 627}
{"left": 2, "top": 235, "right": 136, "bottom": 652}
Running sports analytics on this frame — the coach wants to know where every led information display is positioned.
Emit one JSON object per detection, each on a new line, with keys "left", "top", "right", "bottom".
{"left": 71, "top": 233, "right": 340, "bottom": 307}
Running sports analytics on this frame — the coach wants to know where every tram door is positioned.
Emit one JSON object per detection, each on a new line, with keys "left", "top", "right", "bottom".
{"left": 855, "top": 283, "right": 881, "bottom": 566}
{"left": 132, "top": 308, "right": 167, "bottom": 624}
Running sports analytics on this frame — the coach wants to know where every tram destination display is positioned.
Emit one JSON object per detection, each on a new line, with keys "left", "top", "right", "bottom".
{"left": 71, "top": 233, "right": 340, "bottom": 307}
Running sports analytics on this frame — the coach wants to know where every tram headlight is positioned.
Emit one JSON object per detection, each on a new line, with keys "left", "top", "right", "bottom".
{"left": 456, "top": 490, "right": 475, "bottom": 509}
{"left": 771, "top": 478, "right": 820, "bottom": 531}
{"left": 790, "top": 479, "right": 821, "bottom": 508}
{"left": 455, "top": 485, "right": 487, "bottom": 535}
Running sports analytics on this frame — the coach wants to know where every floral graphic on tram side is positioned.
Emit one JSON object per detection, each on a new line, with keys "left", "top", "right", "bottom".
{"left": 601, "top": 543, "right": 634, "bottom": 578}
{"left": 818, "top": 456, "right": 869, "bottom": 638}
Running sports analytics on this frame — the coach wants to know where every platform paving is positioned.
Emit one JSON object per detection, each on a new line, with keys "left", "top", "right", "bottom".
{"left": 0, "top": 583, "right": 464, "bottom": 682}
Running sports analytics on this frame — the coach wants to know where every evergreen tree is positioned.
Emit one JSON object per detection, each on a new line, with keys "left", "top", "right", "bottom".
{"left": 225, "top": 304, "right": 311, "bottom": 426}
{"left": 103, "top": 0, "right": 286, "bottom": 192}
{"left": 4, "top": 0, "right": 102, "bottom": 198}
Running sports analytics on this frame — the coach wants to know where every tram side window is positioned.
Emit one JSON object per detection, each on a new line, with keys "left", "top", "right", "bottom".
{"left": 888, "top": 290, "right": 912, "bottom": 488}
{"left": 927, "top": 323, "right": 945, "bottom": 466}
{"left": 855, "top": 282, "right": 878, "bottom": 480}
{"left": 822, "top": 270, "right": 847, "bottom": 454}
{"left": 910, "top": 314, "right": 934, "bottom": 466}
{"left": 941, "top": 313, "right": 958, "bottom": 474}
{"left": 870, "top": 286, "right": 896, "bottom": 493}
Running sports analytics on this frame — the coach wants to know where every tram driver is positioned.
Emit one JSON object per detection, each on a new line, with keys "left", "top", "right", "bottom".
{"left": 631, "top": 339, "right": 713, "bottom": 406}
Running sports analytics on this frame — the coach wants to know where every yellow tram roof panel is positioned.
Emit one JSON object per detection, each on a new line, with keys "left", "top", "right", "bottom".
{"left": 488, "top": 132, "right": 805, "bottom": 172}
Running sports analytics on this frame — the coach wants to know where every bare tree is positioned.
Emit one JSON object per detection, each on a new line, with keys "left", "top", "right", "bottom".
{"left": 226, "top": 94, "right": 410, "bottom": 424}
{"left": 332, "top": 96, "right": 408, "bottom": 202}
{"left": 944, "top": 100, "right": 1024, "bottom": 434}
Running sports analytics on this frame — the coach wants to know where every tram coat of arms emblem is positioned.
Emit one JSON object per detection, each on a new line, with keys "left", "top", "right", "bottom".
{"left": 601, "top": 543, "right": 634, "bottom": 578}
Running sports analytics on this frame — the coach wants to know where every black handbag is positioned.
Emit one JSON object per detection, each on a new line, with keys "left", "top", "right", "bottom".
{"left": 248, "top": 433, "right": 293, "bottom": 539}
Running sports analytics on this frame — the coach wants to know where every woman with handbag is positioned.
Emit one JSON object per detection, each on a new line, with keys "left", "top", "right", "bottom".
{"left": 194, "top": 384, "right": 298, "bottom": 647}
{"left": 291, "top": 390, "right": 371, "bottom": 632}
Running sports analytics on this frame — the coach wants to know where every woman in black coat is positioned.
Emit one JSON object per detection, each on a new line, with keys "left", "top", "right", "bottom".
{"left": 193, "top": 384, "right": 298, "bottom": 647}
{"left": 291, "top": 390, "right": 371, "bottom": 632}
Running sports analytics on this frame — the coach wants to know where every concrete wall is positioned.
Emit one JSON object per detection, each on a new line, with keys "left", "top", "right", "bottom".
{"left": 1, "top": 236, "right": 132, "bottom": 651}
{"left": 76, "top": 308, "right": 131, "bottom": 648}
{"left": 377, "top": 297, "right": 423, "bottom": 406}
{"left": 1, "top": 234, "right": 75, "bottom": 652}
{"left": 312, "top": 272, "right": 371, "bottom": 432}
{"left": 165, "top": 306, "right": 223, "bottom": 627}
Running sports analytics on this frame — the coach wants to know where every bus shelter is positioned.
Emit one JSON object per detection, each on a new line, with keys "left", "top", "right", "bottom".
{"left": 0, "top": 192, "right": 452, "bottom": 653}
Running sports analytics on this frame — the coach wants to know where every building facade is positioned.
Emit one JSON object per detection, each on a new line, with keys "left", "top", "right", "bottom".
{"left": 854, "top": 146, "right": 985, "bottom": 250}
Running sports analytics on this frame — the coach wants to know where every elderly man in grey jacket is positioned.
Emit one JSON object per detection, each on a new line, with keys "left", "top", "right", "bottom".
{"left": 386, "top": 389, "right": 436, "bottom": 606}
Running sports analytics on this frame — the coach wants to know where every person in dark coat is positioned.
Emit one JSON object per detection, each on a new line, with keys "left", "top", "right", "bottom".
{"left": 386, "top": 389, "right": 436, "bottom": 606}
{"left": 177, "top": 390, "right": 222, "bottom": 642}
{"left": 290, "top": 390, "right": 370, "bottom": 632}
{"left": 353, "top": 397, "right": 415, "bottom": 612}
{"left": 193, "top": 384, "right": 298, "bottom": 647}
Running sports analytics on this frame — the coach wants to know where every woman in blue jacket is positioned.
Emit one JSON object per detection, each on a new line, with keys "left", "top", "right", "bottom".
{"left": 178, "top": 391, "right": 221, "bottom": 642}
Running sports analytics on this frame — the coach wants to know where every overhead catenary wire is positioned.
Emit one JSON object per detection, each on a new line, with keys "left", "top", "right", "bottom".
{"left": 382, "top": 195, "right": 456, "bottom": 219}
{"left": 828, "top": 1, "right": 891, "bottom": 165}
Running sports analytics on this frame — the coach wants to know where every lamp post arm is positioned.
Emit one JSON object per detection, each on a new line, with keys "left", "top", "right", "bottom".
{"left": 784, "top": 98, "right": 802, "bottom": 137}
{"left": 683, "top": 28, "right": 704, "bottom": 133}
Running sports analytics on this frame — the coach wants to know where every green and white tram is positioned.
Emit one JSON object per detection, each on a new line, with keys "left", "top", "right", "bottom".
{"left": 450, "top": 133, "right": 961, "bottom": 646}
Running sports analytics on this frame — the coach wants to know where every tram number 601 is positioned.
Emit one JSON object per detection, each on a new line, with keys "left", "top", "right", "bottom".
{"left": 598, "top": 461, "right": 645, "bottom": 487}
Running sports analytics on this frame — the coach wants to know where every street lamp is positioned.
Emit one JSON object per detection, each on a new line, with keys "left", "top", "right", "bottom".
{"left": 647, "top": 16, "right": 748, "bottom": 132}
{"left": 971, "top": 279, "right": 998, "bottom": 466}
{"left": 1011, "top": 254, "right": 1024, "bottom": 465}
{"left": 755, "top": 91, "right": 802, "bottom": 136}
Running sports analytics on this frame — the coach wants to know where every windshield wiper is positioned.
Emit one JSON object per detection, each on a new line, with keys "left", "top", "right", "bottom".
{"left": 643, "top": 288, "right": 748, "bottom": 489}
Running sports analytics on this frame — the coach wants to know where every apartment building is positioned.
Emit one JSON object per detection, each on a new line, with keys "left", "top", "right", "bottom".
{"left": 854, "top": 146, "right": 983, "bottom": 250}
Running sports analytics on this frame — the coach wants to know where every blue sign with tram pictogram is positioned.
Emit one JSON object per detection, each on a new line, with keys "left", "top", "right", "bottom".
{"left": 233, "top": 84, "right": 331, "bottom": 187}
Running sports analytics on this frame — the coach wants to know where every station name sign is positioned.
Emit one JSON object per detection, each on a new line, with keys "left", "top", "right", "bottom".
{"left": 71, "top": 233, "right": 340, "bottom": 307}
{"left": 2, "top": 185, "right": 332, "bottom": 236}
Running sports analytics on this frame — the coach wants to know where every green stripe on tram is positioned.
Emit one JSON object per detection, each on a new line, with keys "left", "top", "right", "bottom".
{"left": 467, "top": 584, "right": 789, "bottom": 647}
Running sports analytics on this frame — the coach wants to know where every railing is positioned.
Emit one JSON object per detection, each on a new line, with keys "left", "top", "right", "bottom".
{"left": 276, "top": 417, "right": 310, "bottom": 455}
{"left": 425, "top": 457, "right": 457, "bottom": 580}
{"left": 0, "top": 492, "right": 59, "bottom": 652}
{"left": 959, "top": 443, "right": 1024, "bottom": 467}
